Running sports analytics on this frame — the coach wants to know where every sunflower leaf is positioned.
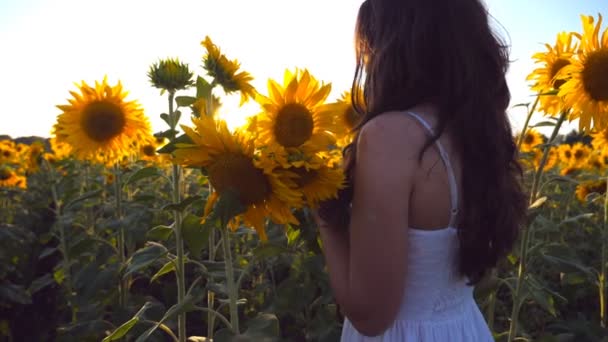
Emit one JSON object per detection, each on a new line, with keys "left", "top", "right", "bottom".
{"left": 196, "top": 76, "right": 213, "bottom": 99}
{"left": 157, "top": 133, "right": 194, "bottom": 154}
{"left": 208, "top": 189, "right": 246, "bottom": 228}
{"left": 176, "top": 96, "right": 197, "bottom": 107}
{"left": 123, "top": 242, "right": 168, "bottom": 278}
{"left": 160, "top": 113, "right": 171, "bottom": 127}
{"left": 162, "top": 195, "right": 204, "bottom": 213}
{"left": 147, "top": 225, "right": 174, "bottom": 241}
{"left": 64, "top": 189, "right": 102, "bottom": 211}
{"left": 182, "top": 214, "right": 212, "bottom": 259}
{"left": 123, "top": 167, "right": 162, "bottom": 187}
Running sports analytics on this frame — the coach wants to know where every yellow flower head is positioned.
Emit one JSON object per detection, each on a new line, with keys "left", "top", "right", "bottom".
{"left": 49, "top": 136, "right": 72, "bottom": 160}
{"left": 570, "top": 142, "right": 592, "bottom": 167}
{"left": 324, "top": 90, "right": 365, "bottom": 147}
{"left": 576, "top": 179, "right": 607, "bottom": 202}
{"left": 254, "top": 68, "right": 340, "bottom": 169}
{"left": 202, "top": 36, "right": 256, "bottom": 105}
{"left": 557, "top": 144, "right": 573, "bottom": 165}
{"left": 174, "top": 115, "right": 303, "bottom": 240}
{"left": 559, "top": 14, "right": 608, "bottom": 132}
{"left": 53, "top": 77, "right": 152, "bottom": 165}
{"left": 519, "top": 129, "right": 544, "bottom": 152}
{"left": 527, "top": 31, "right": 579, "bottom": 116}
{"left": 533, "top": 147, "right": 558, "bottom": 172}
{"left": 279, "top": 154, "right": 345, "bottom": 208}
{"left": 0, "top": 164, "right": 26, "bottom": 189}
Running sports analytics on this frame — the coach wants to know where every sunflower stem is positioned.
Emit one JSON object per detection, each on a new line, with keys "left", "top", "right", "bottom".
{"left": 221, "top": 227, "right": 239, "bottom": 334}
{"left": 113, "top": 164, "right": 128, "bottom": 309}
{"left": 168, "top": 90, "right": 188, "bottom": 342}
{"left": 43, "top": 159, "right": 75, "bottom": 322}
{"left": 507, "top": 109, "right": 567, "bottom": 342}
{"left": 205, "top": 93, "right": 217, "bottom": 338}
{"left": 516, "top": 95, "right": 540, "bottom": 151}
{"left": 601, "top": 177, "right": 608, "bottom": 328}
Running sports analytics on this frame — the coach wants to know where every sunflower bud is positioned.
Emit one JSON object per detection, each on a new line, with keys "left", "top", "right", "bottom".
{"left": 148, "top": 58, "right": 194, "bottom": 93}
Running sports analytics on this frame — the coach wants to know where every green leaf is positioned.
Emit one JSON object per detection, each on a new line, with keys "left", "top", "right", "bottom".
{"left": 182, "top": 214, "right": 212, "bottom": 259}
{"left": 160, "top": 113, "right": 171, "bottom": 127}
{"left": 531, "top": 121, "right": 557, "bottom": 128}
{"left": 123, "top": 242, "right": 168, "bottom": 278}
{"left": 196, "top": 76, "right": 213, "bottom": 99}
{"left": 208, "top": 189, "right": 246, "bottom": 227}
{"left": 64, "top": 189, "right": 102, "bottom": 211}
{"left": 541, "top": 253, "right": 595, "bottom": 278}
{"left": 68, "top": 238, "right": 97, "bottom": 259}
{"left": 157, "top": 133, "right": 194, "bottom": 154}
{"left": 243, "top": 313, "right": 280, "bottom": 339}
{"left": 175, "top": 96, "right": 197, "bottom": 107}
{"left": 150, "top": 260, "right": 176, "bottom": 283}
{"left": 528, "top": 196, "right": 547, "bottom": 210}
{"left": 147, "top": 225, "right": 174, "bottom": 241}
{"left": 253, "top": 243, "right": 289, "bottom": 259}
{"left": 124, "top": 167, "right": 162, "bottom": 187}
{"left": 135, "top": 290, "right": 203, "bottom": 342}
{"left": 162, "top": 195, "right": 204, "bottom": 213}
{"left": 28, "top": 274, "right": 55, "bottom": 294}
{"left": 0, "top": 282, "right": 31, "bottom": 305}
{"left": 213, "top": 329, "right": 237, "bottom": 342}
{"left": 102, "top": 317, "right": 139, "bottom": 342}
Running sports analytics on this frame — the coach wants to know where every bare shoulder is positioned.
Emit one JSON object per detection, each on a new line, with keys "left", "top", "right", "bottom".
{"left": 357, "top": 111, "right": 428, "bottom": 156}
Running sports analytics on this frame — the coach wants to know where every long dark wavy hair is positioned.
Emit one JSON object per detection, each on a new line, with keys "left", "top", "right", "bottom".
{"left": 318, "top": 0, "right": 527, "bottom": 284}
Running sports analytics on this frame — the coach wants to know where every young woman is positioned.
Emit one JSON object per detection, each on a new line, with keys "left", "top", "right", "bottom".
{"left": 315, "top": 0, "right": 527, "bottom": 340}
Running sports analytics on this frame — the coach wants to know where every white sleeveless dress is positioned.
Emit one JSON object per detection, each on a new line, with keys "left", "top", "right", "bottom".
{"left": 340, "top": 112, "right": 494, "bottom": 342}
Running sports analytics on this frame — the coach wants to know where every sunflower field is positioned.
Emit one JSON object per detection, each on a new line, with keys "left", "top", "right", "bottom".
{"left": 1, "top": 13, "right": 608, "bottom": 342}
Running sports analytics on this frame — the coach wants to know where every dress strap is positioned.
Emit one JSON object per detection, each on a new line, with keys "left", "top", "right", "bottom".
{"left": 403, "top": 111, "right": 459, "bottom": 227}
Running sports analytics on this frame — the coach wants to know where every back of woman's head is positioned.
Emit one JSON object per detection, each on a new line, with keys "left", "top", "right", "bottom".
{"left": 319, "top": 0, "right": 527, "bottom": 284}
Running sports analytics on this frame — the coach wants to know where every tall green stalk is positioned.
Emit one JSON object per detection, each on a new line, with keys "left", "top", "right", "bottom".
{"left": 221, "top": 227, "right": 239, "bottom": 334}
{"left": 516, "top": 95, "right": 541, "bottom": 150}
{"left": 601, "top": 178, "right": 608, "bottom": 328}
{"left": 507, "top": 109, "right": 568, "bottom": 342}
{"left": 167, "top": 90, "right": 187, "bottom": 342}
{"left": 43, "top": 159, "right": 75, "bottom": 321}
{"left": 113, "top": 164, "right": 128, "bottom": 309}
{"left": 205, "top": 94, "right": 218, "bottom": 338}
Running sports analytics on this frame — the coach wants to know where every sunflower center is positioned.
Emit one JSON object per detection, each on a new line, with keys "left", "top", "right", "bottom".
{"left": 208, "top": 153, "right": 271, "bottom": 206}
{"left": 274, "top": 103, "right": 314, "bottom": 148}
{"left": 142, "top": 145, "right": 156, "bottom": 157}
{"left": 292, "top": 167, "right": 319, "bottom": 188}
{"left": 573, "top": 149, "right": 586, "bottom": 160}
{"left": 344, "top": 106, "right": 361, "bottom": 129}
{"left": 0, "top": 167, "right": 12, "bottom": 180}
{"left": 582, "top": 49, "right": 608, "bottom": 101}
{"left": 565, "top": 150, "right": 572, "bottom": 159}
{"left": 2, "top": 150, "right": 10, "bottom": 158}
{"left": 81, "top": 101, "right": 126, "bottom": 142}
{"left": 524, "top": 133, "right": 535, "bottom": 144}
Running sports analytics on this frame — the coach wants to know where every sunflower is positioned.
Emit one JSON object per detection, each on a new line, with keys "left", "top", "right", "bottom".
{"left": 585, "top": 150, "right": 605, "bottom": 173}
{"left": 49, "top": 136, "right": 72, "bottom": 160}
{"left": 0, "top": 165, "right": 26, "bottom": 189}
{"left": 201, "top": 36, "right": 256, "bottom": 105}
{"left": 559, "top": 14, "right": 608, "bottom": 132}
{"left": 557, "top": 144, "right": 573, "bottom": 165}
{"left": 53, "top": 77, "right": 152, "bottom": 165}
{"left": 324, "top": 90, "right": 365, "bottom": 147}
{"left": 570, "top": 142, "right": 592, "bottom": 167}
{"left": 575, "top": 179, "right": 607, "bottom": 202}
{"left": 280, "top": 154, "right": 345, "bottom": 207}
{"left": 519, "top": 129, "right": 544, "bottom": 152}
{"left": 527, "top": 31, "right": 579, "bottom": 116}
{"left": 174, "top": 115, "right": 302, "bottom": 240}
{"left": 591, "top": 127, "right": 608, "bottom": 150}
{"left": 254, "top": 69, "right": 340, "bottom": 168}
{"left": 532, "top": 147, "right": 558, "bottom": 171}
{"left": 148, "top": 58, "right": 194, "bottom": 93}
{"left": 137, "top": 135, "right": 170, "bottom": 165}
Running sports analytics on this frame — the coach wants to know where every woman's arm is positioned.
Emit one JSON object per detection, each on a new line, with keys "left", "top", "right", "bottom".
{"left": 315, "top": 112, "right": 426, "bottom": 336}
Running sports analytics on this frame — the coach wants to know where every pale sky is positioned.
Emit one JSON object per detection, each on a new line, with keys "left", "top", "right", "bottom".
{"left": 1, "top": 0, "right": 607, "bottom": 138}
